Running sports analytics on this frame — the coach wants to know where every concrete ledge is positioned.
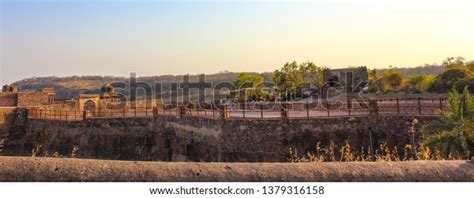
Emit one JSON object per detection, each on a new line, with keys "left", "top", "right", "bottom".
{"left": 0, "top": 156, "right": 472, "bottom": 182}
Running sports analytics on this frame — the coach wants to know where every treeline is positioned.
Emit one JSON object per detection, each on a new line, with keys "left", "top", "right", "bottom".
{"left": 367, "top": 57, "right": 474, "bottom": 94}
{"left": 11, "top": 57, "right": 473, "bottom": 100}
{"left": 13, "top": 72, "right": 274, "bottom": 100}
{"left": 231, "top": 57, "right": 474, "bottom": 101}
{"left": 376, "top": 64, "right": 447, "bottom": 76}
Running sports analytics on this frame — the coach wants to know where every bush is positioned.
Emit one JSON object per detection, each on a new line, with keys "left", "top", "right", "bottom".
{"left": 404, "top": 73, "right": 435, "bottom": 93}
{"left": 428, "top": 68, "right": 472, "bottom": 93}
{"left": 383, "top": 88, "right": 396, "bottom": 94}
{"left": 455, "top": 77, "right": 474, "bottom": 93}
{"left": 422, "top": 87, "right": 473, "bottom": 159}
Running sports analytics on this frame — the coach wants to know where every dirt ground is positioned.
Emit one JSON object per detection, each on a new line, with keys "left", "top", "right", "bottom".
{"left": 0, "top": 156, "right": 472, "bottom": 182}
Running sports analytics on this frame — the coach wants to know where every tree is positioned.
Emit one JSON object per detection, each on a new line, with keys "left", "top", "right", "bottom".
{"left": 406, "top": 73, "right": 435, "bottom": 92}
{"left": 428, "top": 68, "right": 473, "bottom": 93}
{"left": 234, "top": 73, "right": 264, "bottom": 89}
{"left": 272, "top": 61, "right": 325, "bottom": 97}
{"left": 368, "top": 69, "right": 377, "bottom": 82}
{"left": 466, "top": 61, "right": 474, "bottom": 72}
{"left": 427, "top": 57, "right": 474, "bottom": 93}
{"left": 422, "top": 87, "right": 473, "bottom": 158}
{"left": 455, "top": 78, "right": 474, "bottom": 93}
{"left": 442, "top": 57, "right": 465, "bottom": 69}
{"left": 232, "top": 73, "right": 266, "bottom": 101}
{"left": 365, "top": 69, "right": 379, "bottom": 93}
{"left": 375, "top": 68, "right": 404, "bottom": 92}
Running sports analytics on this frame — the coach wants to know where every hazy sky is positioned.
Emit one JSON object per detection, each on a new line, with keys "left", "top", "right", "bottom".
{"left": 1, "top": 0, "right": 473, "bottom": 85}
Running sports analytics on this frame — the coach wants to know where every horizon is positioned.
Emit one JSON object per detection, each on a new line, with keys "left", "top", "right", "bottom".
{"left": 2, "top": 0, "right": 474, "bottom": 85}
{"left": 10, "top": 63, "right": 447, "bottom": 84}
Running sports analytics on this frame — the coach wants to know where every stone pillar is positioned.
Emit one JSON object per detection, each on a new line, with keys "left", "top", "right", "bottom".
{"left": 178, "top": 105, "right": 186, "bottom": 117}
{"left": 24, "top": 109, "right": 29, "bottom": 120}
{"left": 152, "top": 106, "right": 157, "bottom": 117}
{"left": 281, "top": 103, "right": 289, "bottom": 121}
{"left": 221, "top": 104, "right": 229, "bottom": 120}
{"left": 82, "top": 110, "right": 87, "bottom": 121}
{"left": 368, "top": 99, "right": 378, "bottom": 126}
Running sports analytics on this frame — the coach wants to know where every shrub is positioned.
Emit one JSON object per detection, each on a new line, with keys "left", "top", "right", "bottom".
{"left": 428, "top": 68, "right": 472, "bottom": 93}
{"left": 422, "top": 87, "right": 473, "bottom": 158}
{"left": 455, "top": 77, "right": 474, "bottom": 93}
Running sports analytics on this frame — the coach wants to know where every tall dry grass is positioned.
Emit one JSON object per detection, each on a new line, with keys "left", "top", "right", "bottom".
{"left": 287, "top": 141, "right": 464, "bottom": 162}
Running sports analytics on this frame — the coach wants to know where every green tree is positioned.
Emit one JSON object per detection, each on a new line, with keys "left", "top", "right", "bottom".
{"left": 422, "top": 87, "right": 474, "bottom": 158}
{"left": 272, "top": 61, "right": 324, "bottom": 96}
{"left": 375, "top": 68, "right": 404, "bottom": 92}
{"left": 234, "top": 73, "right": 264, "bottom": 89}
{"left": 428, "top": 68, "right": 473, "bottom": 93}
{"left": 368, "top": 69, "right": 377, "bottom": 82}
{"left": 466, "top": 61, "right": 474, "bottom": 72}
{"left": 406, "top": 73, "right": 435, "bottom": 92}
{"left": 365, "top": 69, "right": 378, "bottom": 93}
{"left": 232, "top": 73, "right": 266, "bottom": 101}
{"left": 442, "top": 56, "right": 465, "bottom": 69}
{"left": 455, "top": 78, "right": 474, "bottom": 93}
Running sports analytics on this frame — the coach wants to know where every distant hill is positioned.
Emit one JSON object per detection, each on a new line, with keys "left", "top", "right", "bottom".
{"left": 13, "top": 72, "right": 274, "bottom": 100}
{"left": 11, "top": 65, "right": 446, "bottom": 100}
{"left": 375, "top": 64, "right": 447, "bottom": 76}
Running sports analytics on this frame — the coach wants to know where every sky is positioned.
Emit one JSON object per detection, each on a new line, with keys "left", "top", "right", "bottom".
{"left": 1, "top": 0, "right": 473, "bottom": 85}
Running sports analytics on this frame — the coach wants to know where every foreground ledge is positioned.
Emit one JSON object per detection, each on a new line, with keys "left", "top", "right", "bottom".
{"left": 0, "top": 157, "right": 472, "bottom": 182}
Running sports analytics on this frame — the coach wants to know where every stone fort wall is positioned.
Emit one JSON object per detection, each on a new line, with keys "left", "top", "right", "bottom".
{"left": 0, "top": 108, "right": 16, "bottom": 135}
{"left": 0, "top": 92, "right": 52, "bottom": 107}
{"left": 2, "top": 112, "right": 438, "bottom": 162}
{"left": 0, "top": 93, "right": 18, "bottom": 107}
{"left": 0, "top": 107, "right": 17, "bottom": 154}
{"left": 17, "top": 92, "right": 52, "bottom": 107}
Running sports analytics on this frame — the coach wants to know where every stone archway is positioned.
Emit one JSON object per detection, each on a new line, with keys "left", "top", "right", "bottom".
{"left": 83, "top": 100, "right": 96, "bottom": 111}
{"left": 78, "top": 94, "right": 100, "bottom": 112}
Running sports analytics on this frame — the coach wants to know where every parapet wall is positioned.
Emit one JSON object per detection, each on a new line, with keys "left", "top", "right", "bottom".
{"left": 0, "top": 93, "right": 18, "bottom": 107}
{"left": 0, "top": 157, "right": 472, "bottom": 182}
{"left": 17, "top": 92, "right": 51, "bottom": 107}
{"left": 3, "top": 112, "right": 439, "bottom": 162}
{"left": 0, "top": 92, "right": 51, "bottom": 107}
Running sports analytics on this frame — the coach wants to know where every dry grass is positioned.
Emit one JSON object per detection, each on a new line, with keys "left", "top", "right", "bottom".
{"left": 56, "top": 80, "right": 100, "bottom": 90}
{"left": 0, "top": 138, "right": 5, "bottom": 154}
{"left": 30, "top": 145, "right": 80, "bottom": 158}
{"left": 288, "top": 141, "right": 465, "bottom": 162}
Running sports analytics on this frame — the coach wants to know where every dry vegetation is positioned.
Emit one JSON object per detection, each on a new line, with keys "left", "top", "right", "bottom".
{"left": 287, "top": 142, "right": 463, "bottom": 163}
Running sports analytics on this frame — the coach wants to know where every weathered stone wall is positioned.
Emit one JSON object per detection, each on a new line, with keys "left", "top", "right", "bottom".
{"left": 0, "top": 107, "right": 17, "bottom": 154}
{"left": 3, "top": 112, "right": 439, "bottom": 162}
{"left": 0, "top": 92, "right": 51, "bottom": 107}
{"left": 1, "top": 157, "right": 472, "bottom": 182}
{"left": 17, "top": 92, "right": 50, "bottom": 107}
{"left": 4, "top": 116, "right": 222, "bottom": 162}
{"left": 0, "top": 108, "right": 16, "bottom": 135}
{"left": 0, "top": 93, "right": 18, "bottom": 107}
{"left": 220, "top": 116, "right": 437, "bottom": 162}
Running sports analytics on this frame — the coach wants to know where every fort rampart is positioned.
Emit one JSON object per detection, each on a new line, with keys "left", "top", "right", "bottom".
{"left": 1, "top": 108, "right": 438, "bottom": 162}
